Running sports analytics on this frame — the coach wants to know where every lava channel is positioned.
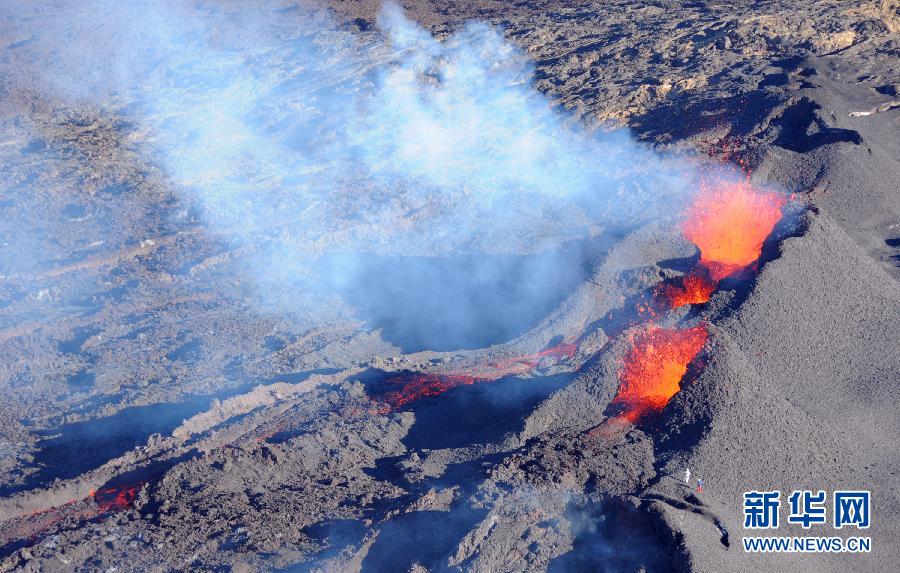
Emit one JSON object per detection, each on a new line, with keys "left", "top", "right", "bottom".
{"left": 0, "top": 482, "right": 144, "bottom": 554}
{"left": 611, "top": 324, "right": 709, "bottom": 422}
{"left": 379, "top": 342, "right": 578, "bottom": 411}
{"left": 381, "top": 373, "right": 482, "bottom": 410}
{"left": 655, "top": 268, "right": 718, "bottom": 309}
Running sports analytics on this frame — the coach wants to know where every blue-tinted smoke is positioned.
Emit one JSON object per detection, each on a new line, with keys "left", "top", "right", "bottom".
{"left": 8, "top": 0, "right": 710, "bottom": 351}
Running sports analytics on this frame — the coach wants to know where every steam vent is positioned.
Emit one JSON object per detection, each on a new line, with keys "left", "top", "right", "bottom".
{"left": 0, "top": 1, "right": 898, "bottom": 572}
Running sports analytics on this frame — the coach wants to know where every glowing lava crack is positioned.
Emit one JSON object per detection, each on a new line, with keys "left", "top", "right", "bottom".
{"left": 369, "top": 176, "right": 787, "bottom": 431}
{"left": 609, "top": 177, "right": 787, "bottom": 424}
{"left": 611, "top": 325, "right": 709, "bottom": 422}
{"left": 378, "top": 342, "right": 578, "bottom": 411}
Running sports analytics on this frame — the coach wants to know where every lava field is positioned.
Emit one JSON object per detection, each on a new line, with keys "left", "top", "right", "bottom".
{"left": 0, "top": 1, "right": 898, "bottom": 572}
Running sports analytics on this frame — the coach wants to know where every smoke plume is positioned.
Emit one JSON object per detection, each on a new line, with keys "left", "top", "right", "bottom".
{"left": 4, "top": 0, "right": 731, "bottom": 351}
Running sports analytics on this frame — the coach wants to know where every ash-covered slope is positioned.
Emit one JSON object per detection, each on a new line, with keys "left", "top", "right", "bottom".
{"left": 670, "top": 212, "right": 900, "bottom": 572}
{"left": 0, "top": 1, "right": 898, "bottom": 572}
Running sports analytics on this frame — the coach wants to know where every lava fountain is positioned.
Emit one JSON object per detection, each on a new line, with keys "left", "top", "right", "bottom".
{"left": 611, "top": 325, "right": 708, "bottom": 422}
{"left": 655, "top": 178, "right": 787, "bottom": 309}
{"left": 682, "top": 179, "right": 786, "bottom": 281}
{"left": 655, "top": 268, "right": 717, "bottom": 309}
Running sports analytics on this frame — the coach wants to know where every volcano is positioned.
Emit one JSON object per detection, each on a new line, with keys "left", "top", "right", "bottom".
{"left": 0, "top": 2, "right": 898, "bottom": 573}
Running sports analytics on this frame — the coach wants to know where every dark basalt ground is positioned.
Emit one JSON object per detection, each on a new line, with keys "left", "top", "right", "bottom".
{"left": 0, "top": 1, "right": 898, "bottom": 572}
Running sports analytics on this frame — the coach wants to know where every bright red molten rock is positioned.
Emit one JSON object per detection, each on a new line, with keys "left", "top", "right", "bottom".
{"left": 92, "top": 483, "right": 143, "bottom": 513}
{"left": 656, "top": 269, "right": 717, "bottom": 308}
{"left": 380, "top": 342, "right": 577, "bottom": 410}
{"left": 612, "top": 325, "right": 708, "bottom": 422}
{"left": 682, "top": 179, "right": 786, "bottom": 280}
{"left": 383, "top": 373, "right": 481, "bottom": 409}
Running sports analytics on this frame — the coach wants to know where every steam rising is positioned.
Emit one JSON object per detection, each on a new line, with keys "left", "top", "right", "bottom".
{"left": 5, "top": 0, "right": 720, "bottom": 350}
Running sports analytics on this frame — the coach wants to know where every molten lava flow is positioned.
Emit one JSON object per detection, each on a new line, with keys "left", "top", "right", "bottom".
{"left": 656, "top": 269, "right": 717, "bottom": 308}
{"left": 532, "top": 342, "right": 578, "bottom": 361}
{"left": 383, "top": 373, "right": 480, "bottom": 409}
{"left": 682, "top": 179, "right": 786, "bottom": 280}
{"left": 92, "top": 483, "right": 143, "bottom": 513}
{"left": 378, "top": 342, "right": 578, "bottom": 411}
{"left": 612, "top": 325, "right": 708, "bottom": 422}
{"left": 0, "top": 481, "right": 145, "bottom": 551}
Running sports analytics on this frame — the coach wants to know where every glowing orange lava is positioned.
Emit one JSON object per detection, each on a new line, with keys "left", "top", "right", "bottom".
{"left": 383, "top": 373, "right": 481, "bottom": 409}
{"left": 682, "top": 179, "right": 786, "bottom": 280}
{"left": 92, "top": 483, "right": 143, "bottom": 513}
{"left": 0, "top": 482, "right": 144, "bottom": 551}
{"left": 656, "top": 269, "right": 717, "bottom": 308}
{"left": 612, "top": 325, "right": 708, "bottom": 422}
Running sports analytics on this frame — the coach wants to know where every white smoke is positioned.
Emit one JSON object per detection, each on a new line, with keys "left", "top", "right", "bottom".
{"left": 6, "top": 0, "right": 721, "bottom": 350}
